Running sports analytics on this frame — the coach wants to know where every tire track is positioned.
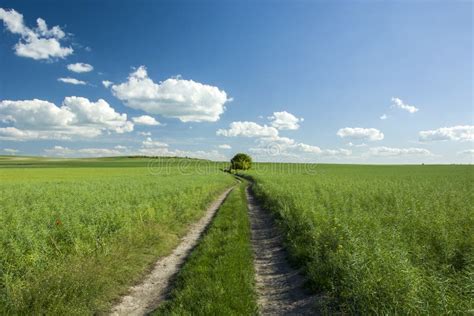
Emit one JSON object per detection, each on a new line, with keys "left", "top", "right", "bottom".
{"left": 246, "top": 186, "right": 320, "bottom": 315}
{"left": 110, "top": 186, "right": 234, "bottom": 316}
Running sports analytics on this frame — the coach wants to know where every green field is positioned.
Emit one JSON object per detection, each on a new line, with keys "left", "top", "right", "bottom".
{"left": 1, "top": 157, "right": 472, "bottom": 314}
{"left": 155, "top": 183, "right": 257, "bottom": 315}
{"left": 0, "top": 156, "right": 234, "bottom": 314}
{"left": 242, "top": 164, "right": 474, "bottom": 314}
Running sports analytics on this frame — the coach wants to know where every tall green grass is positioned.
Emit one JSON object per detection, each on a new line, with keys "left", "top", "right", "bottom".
{"left": 155, "top": 183, "right": 257, "bottom": 315}
{"left": 0, "top": 158, "right": 234, "bottom": 314}
{"left": 243, "top": 164, "right": 474, "bottom": 314}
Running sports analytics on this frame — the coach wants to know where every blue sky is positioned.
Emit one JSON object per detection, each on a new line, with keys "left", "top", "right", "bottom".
{"left": 0, "top": 0, "right": 472, "bottom": 163}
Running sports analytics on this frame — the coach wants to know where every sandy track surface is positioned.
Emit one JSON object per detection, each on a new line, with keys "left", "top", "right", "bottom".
{"left": 246, "top": 186, "right": 320, "bottom": 315}
{"left": 110, "top": 186, "right": 234, "bottom": 316}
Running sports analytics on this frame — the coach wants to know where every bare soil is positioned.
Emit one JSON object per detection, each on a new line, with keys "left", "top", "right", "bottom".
{"left": 110, "top": 187, "right": 234, "bottom": 316}
{"left": 246, "top": 186, "right": 320, "bottom": 315}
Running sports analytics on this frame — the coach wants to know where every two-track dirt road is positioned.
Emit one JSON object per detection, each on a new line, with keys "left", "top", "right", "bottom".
{"left": 111, "top": 183, "right": 318, "bottom": 315}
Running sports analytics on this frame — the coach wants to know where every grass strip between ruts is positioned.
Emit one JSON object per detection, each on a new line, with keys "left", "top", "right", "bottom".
{"left": 154, "top": 183, "right": 257, "bottom": 315}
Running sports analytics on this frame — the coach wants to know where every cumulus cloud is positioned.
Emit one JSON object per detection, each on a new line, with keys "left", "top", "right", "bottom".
{"left": 268, "top": 111, "right": 303, "bottom": 130}
{"left": 380, "top": 114, "right": 388, "bottom": 120}
{"left": 67, "top": 63, "right": 93, "bottom": 73}
{"left": 62, "top": 96, "right": 133, "bottom": 133}
{"left": 58, "top": 77, "right": 87, "bottom": 85}
{"left": 102, "top": 80, "right": 113, "bottom": 88}
{"left": 294, "top": 143, "right": 351, "bottom": 156}
{"left": 295, "top": 143, "right": 321, "bottom": 154}
{"left": 322, "top": 148, "right": 352, "bottom": 156}
{"left": 218, "top": 144, "right": 231, "bottom": 149}
{"left": 136, "top": 140, "right": 227, "bottom": 161}
{"left": 347, "top": 142, "right": 367, "bottom": 148}
{"left": 369, "top": 146, "right": 431, "bottom": 157}
{"left": 458, "top": 149, "right": 474, "bottom": 156}
{"left": 216, "top": 121, "right": 278, "bottom": 138}
{"left": 181, "top": 150, "right": 227, "bottom": 161}
{"left": 142, "top": 137, "right": 168, "bottom": 148}
{"left": 217, "top": 119, "right": 351, "bottom": 160}
{"left": 44, "top": 146, "right": 122, "bottom": 157}
{"left": 3, "top": 148, "right": 19, "bottom": 154}
{"left": 337, "top": 127, "right": 384, "bottom": 141}
{"left": 252, "top": 133, "right": 351, "bottom": 158}
{"left": 43, "top": 143, "right": 227, "bottom": 160}
{"left": 0, "top": 8, "right": 73, "bottom": 60}
{"left": 138, "top": 131, "right": 151, "bottom": 136}
{"left": 111, "top": 66, "right": 230, "bottom": 122}
{"left": 419, "top": 125, "right": 474, "bottom": 142}
{"left": 250, "top": 140, "right": 351, "bottom": 159}
{"left": 391, "top": 97, "right": 419, "bottom": 113}
{"left": 0, "top": 97, "right": 133, "bottom": 140}
{"left": 132, "top": 115, "right": 161, "bottom": 126}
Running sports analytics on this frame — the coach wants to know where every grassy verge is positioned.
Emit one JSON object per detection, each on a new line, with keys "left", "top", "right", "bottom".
{"left": 154, "top": 183, "right": 257, "bottom": 315}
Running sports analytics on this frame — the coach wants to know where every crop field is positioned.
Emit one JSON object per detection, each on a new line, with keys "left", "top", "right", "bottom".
{"left": 1, "top": 156, "right": 472, "bottom": 315}
{"left": 243, "top": 164, "right": 474, "bottom": 314}
{"left": 155, "top": 183, "right": 257, "bottom": 315}
{"left": 0, "top": 156, "right": 234, "bottom": 314}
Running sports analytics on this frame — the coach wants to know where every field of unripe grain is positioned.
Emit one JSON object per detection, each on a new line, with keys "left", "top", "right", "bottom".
{"left": 0, "top": 156, "right": 234, "bottom": 314}
{"left": 243, "top": 164, "right": 473, "bottom": 314}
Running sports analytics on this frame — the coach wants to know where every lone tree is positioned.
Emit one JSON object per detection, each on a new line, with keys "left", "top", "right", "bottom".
{"left": 230, "top": 153, "right": 252, "bottom": 171}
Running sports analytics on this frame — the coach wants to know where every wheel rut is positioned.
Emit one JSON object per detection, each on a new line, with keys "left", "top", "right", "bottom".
{"left": 245, "top": 186, "right": 320, "bottom": 315}
{"left": 110, "top": 186, "right": 234, "bottom": 316}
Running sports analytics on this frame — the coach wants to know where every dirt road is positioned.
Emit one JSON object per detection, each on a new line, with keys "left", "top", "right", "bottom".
{"left": 110, "top": 186, "right": 234, "bottom": 316}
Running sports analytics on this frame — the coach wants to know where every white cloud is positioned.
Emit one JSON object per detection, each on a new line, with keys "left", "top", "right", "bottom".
{"left": 380, "top": 114, "right": 388, "bottom": 120}
{"left": 58, "top": 77, "right": 87, "bottom": 85}
{"left": 111, "top": 66, "right": 230, "bottom": 122}
{"left": 255, "top": 136, "right": 296, "bottom": 152}
{"left": 44, "top": 146, "right": 122, "bottom": 157}
{"left": 347, "top": 142, "right": 367, "bottom": 147}
{"left": 322, "top": 148, "right": 352, "bottom": 156}
{"left": 0, "top": 97, "right": 133, "bottom": 140}
{"left": 142, "top": 137, "right": 168, "bottom": 148}
{"left": 0, "top": 8, "right": 26, "bottom": 34}
{"left": 218, "top": 144, "right": 231, "bottom": 149}
{"left": 132, "top": 115, "right": 161, "bottom": 126}
{"left": 0, "top": 8, "right": 73, "bottom": 60}
{"left": 252, "top": 134, "right": 351, "bottom": 158}
{"left": 294, "top": 143, "right": 351, "bottom": 156}
{"left": 15, "top": 37, "right": 73, "bottom": 60}
{"left": 217, "top": 119, "right": 351, "bottom": 160}
{"left": 102, "top": 80, "right": 113, "bottom": 88}
{"left": 217, "top": 121, "right": 278, "bottom": 138}
{"left": 458, "top": 149, "right": 474, "bottom": 156}
{"left": 369, "top": 146, "right": 431, "bottom": 157}
{"left": 67, "top": 63, "right": 93, "bottom": 73}
{"left": 268, "top": 111, "right": 303, "bottom": 130}
{"left": 391, "top": 97, "right": 419, "bottom": 113}
{"left": 296, "top": 143, "right": 321, "bottom": 154}
{"left": 181, "top": 150, "right": 227, "bottom": 161}
{"left": 419, "top": 125, "right": 474, "bottom": 142}
{"left": 114, "top": 145, "right": 127, "bottom": 150}
{"left": 250, "top": 140, "right": 351, "bottom": 159}
{"left": 136, "top": 140, "right": 227, "bottom": 161}
{"left": 62, "top": 96, "right": 133, "bottom": 133}
{"left": 138, "top": 131, "right": 151, "bottom": 136}
{"left": 3, "top": 148, "right": 19, "bottom": 154}
{"left": 0, "top": 127, "right": 49, "bottom": 140}
{"left": 336, "top": 127, "right": 384, "bottom": 141}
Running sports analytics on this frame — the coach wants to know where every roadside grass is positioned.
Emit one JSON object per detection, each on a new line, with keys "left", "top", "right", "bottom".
{"left": 242, "top": 164, "right": 474, "bottom": 314}
{"left": 154, "top": 183, "right": 257, "bottom": 315}
{"left": 0, "top": 158, "right": 234, "bottom": 314}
